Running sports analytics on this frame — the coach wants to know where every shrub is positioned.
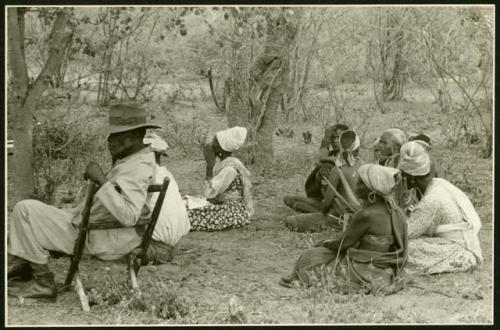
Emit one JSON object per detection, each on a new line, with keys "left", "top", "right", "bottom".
{"left": 32, "top": 104, "right": 108, "bottom": 204}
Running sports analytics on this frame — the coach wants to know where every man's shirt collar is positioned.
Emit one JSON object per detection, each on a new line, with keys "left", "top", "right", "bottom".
{"left": 114, "top": 146, "right": 153, "bottom": 166}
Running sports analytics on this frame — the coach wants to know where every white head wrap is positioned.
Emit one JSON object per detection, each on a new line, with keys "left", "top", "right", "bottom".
{"left": 216, "top": 127, "right": 248, "bottom": 152}
{"left": 412, "top": 140, "right": 431, "bottom": 151}
{"left": 143, "top": 132, "right": 169, "bottom": 155}
{"left": 338, "top": 130, "right": 360, "bottom": 166}
{"left": 358, "top": 164, "right": 401, "bottom": 196}
{"left": 383, "top": 128, "right": 407, "bottom": 147}
{"left": 398, "top": 141, "right": 431, "bottom": 176}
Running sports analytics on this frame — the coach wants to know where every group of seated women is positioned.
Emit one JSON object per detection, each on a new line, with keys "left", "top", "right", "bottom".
{"left": 156, "top": 123, "right": 483, "bottom": 296}
{"left": 279, "top": 124, "right": 483, "bottom": 293}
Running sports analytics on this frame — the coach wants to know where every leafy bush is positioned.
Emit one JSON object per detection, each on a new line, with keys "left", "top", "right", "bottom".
{"left": 154, "top": 102, "right": 210, "bottom": 158}
{"left": 86, "top": 273, "right": 191, "bottom": 323}
{"left": 32, "top": 104, "right": 108, "bottom": 204}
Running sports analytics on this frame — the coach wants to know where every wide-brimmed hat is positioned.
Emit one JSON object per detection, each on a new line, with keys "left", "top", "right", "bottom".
{"left": 103, "top": 103, "right": 161, "bottom": 135}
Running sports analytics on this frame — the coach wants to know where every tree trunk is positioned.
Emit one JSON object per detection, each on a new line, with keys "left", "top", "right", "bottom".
{"left": 284, "top": 17, "right": 318, "bottom": 122}
{"left": 208, "top": 68, "right": 223, "bottom": 112}
{"left": 227, "top": 11, "right": 299, "bottom": 165}
{"left": 227, "top": 51, "right": 249, "bottom": 127}
{"left": 7, "top": 8, "right": 72, "bottom": 204}
{"left": 379, "top": 12, "right": 406, "bottom": 101}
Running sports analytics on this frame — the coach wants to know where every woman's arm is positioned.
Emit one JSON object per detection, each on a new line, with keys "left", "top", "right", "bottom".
{"left": 320, "top": 170, "right": 340, "bottom": 214}
{"left": 204, "top": 166, "right": 238, "bottom": 199}
{"left": 321, "top": 188, "right": 335, "bottom": 214}
{"left": 407, "top": 198, "right": 439, "bottom": 239}
{"left": 323, "top": 210, "right": 370, "bottom": 253}
{"left": 203, "top": 143, "right": 217, "bottom": 180}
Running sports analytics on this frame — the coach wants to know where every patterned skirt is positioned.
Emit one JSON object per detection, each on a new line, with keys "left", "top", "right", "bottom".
{"left": 406, "top": 237, "right": 477, "bottom": 274}
{"left": 188, "top": 200, "right": 250, "bottom": 232}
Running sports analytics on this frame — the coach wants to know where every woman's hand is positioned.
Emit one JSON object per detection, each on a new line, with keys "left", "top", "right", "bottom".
{"left": 203, "top": 142, "right": 214, "bottom": 160}
{"left": 203, "top": 143, "right": 216, "bottom": 179}
{"left": 204, "top": 143, "right": 217, "bottom": 164}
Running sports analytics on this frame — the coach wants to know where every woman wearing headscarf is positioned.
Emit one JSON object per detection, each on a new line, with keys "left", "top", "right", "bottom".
{"left": 398, "top": 141, "right": 482, "bottom": 274}
{"left": 372, "top": 128, "right": 420, "bottom": 215}
{"left": 283, "top": 124, "right": 350, "bottom": 214}
{"left": 280, "top": 164, "right": 408, "bottom": 295}
{"left": 283, "top": 130, "right": 362, "bottom": 232}
{"left": 142, "top": 133, "right": 190, "bottom": 263}
{"left": 407, "top": 133, "right": 445, "bottom": 180}
{"left": 187, "top": 127, "right": 254, "bottom": 231}
{"left": 373, "top": 128, "right": 407, "bottom": 168}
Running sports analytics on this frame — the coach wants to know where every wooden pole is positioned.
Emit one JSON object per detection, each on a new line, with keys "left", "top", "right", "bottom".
{"left": 322, "top": 176, "right": 356, "bottom": 213}
{"left": 127, "top": 255, "right": 140, "bottom": 294}
{"left": 64, "top": 183, "right": 99, "bottom": 289}
{"left": 75, "top": 272, "right": 90, "bottom": 312}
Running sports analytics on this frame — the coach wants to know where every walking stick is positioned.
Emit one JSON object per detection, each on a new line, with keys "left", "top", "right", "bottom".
{"left": 322, "top": 176, "right": 358, "bottom": 213}
{"left": 64, "top": 182, "right": 99, "bottom": 290}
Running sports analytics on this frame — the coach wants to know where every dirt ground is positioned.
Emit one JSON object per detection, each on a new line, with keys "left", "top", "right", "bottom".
{"left": 6, "top": 86, "right": 493, "bottom": 325}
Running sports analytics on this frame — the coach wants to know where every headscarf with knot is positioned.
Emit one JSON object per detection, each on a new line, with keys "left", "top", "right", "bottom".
{"left": 351, "top": 163, "right": 408, "bottom": 274}
{"left": 398, "top": 141, "right": 431, "bottom": 176}
{"left": 216, "top": 127, "right": 247, "bottom": 152}
{"left": 358, "top": 164, "right": 401, "bottom": 197}
{"left": 336, "top": 130, "right": 360, "bottom": 167}
{"left": 384, "top": 128, "right": 407, "bottom": 147}
{"left": 412, "top": 140, "right": 431, "bottom": 152}
{"left": 143, "top": 132, "right": 169, "bottom": 155}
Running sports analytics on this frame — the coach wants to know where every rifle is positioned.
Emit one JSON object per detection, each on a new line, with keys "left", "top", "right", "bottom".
{"left": 64, "top": 182, "right": 98, "bottom": 289}
{"left": 134, "top": 177, "right": 170, "bottom": 274}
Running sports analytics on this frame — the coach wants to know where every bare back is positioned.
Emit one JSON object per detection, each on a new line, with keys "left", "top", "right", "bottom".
{"left": 358, "top": 202, "right": 393, "bottom": 252}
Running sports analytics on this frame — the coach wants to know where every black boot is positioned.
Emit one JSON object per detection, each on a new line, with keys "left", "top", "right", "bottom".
{"left": 7, "top": 255, "right": 32, "bottom": 282}
{"left": 8, "top": 263, "right": 57, "bottom": 302}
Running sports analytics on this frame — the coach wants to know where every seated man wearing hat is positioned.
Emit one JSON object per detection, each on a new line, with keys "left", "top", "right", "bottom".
{"left": 141, "top": 133, "right": 190, "bottom": 264}
{"left": 8, "top": 104, "right": 160, "bottom": 301}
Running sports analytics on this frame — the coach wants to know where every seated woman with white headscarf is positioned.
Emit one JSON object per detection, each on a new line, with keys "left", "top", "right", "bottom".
{"left": 280, "top": 164, "right": 407, "bottom": 295}
{"left": 398, "top": 141, "right": 483, "bottom": 274}
{"left": 407, "top": 133, "right": 445, "bottom": 181}
{"left": 187, "top": 127, "right": 254, "bottom": 231}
